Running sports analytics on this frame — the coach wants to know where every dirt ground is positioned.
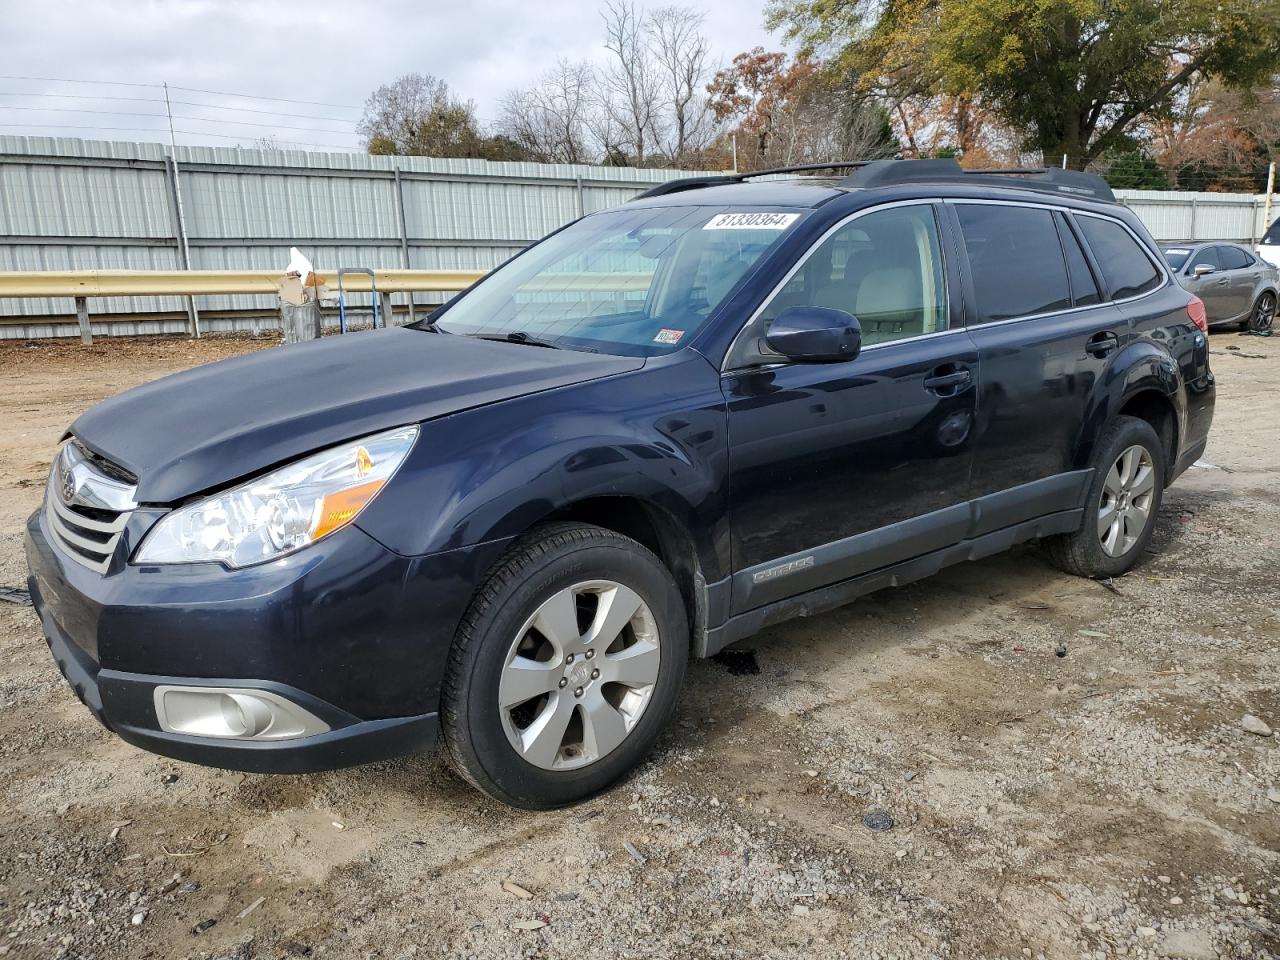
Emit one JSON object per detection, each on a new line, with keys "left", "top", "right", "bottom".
{"left": 0, "top": 332, "right": 1276, "bottom": 960}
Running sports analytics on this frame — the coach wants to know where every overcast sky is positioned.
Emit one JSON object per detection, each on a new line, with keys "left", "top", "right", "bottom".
{"left": 2, "top": 0, "right": 780, "bottom": 152}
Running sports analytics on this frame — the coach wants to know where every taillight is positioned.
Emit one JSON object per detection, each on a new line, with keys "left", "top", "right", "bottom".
{"left": 1186, "top": 295, "right": 1208, "bottom": 333}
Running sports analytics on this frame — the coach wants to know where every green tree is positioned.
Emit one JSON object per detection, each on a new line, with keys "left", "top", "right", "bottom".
{"left": 1103, "top": 149, "right": 1169, "bottom": 189}
{"left": 769, "top": 0, "right": 1280, "bottom": 169}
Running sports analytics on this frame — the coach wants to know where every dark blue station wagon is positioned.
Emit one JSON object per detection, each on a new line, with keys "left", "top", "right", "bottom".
{"left": 26, "top": 159, "right": 1215, "bottom": 808}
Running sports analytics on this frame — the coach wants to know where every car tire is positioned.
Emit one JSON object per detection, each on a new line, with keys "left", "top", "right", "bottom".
{"left": 1245, "top": 291, "right": 1275, "bottom": 334}
{"left": 440, "top": 522, "right": 688, "bottom": 809}
{"left": 1042, "top": 415, "right": 1165, "bottom": 579}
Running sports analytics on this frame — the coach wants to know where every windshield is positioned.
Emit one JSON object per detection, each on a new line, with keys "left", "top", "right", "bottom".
{"left": 1161, "top": 247, "right": 1192, "bottom": 269}
{"left": 432, "top": 205, "right": 803, "bottom": 356}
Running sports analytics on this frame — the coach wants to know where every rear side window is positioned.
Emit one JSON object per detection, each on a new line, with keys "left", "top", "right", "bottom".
{"left": 1263, "top": 218, "right": 1280, "bottom": 245}
{"left": 956, "top": 204, "right": 1071, "bottom": 322}
{"left": 1055, "top": 213, "right": 1101, "bottom": 307}
{"left": 1077, "top": 216, "right": 1163, "bottom": 299}
{"left": 1218, "top": 245, "right": 1251, "bottom": 269}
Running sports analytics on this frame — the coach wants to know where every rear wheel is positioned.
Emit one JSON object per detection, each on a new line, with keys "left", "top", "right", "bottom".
{"left": 1245, "top": 291, "right": 1275, "bottom": 334}
{"left": 1042, "top": 415, "right": 1165, "bottom": 578}
{"left": 441, "top": 522, "right": 688, "bottom": 808}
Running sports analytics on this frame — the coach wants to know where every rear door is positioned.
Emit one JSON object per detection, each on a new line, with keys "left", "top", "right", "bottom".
{"left": 1217, "top": 245, "right": 1258, "bottom": 319}
{"left": 722, "top": 201, "right": 979, "bottom": 612}
{"left": 952, "top": 201, "right": 1127, "bottom": 524}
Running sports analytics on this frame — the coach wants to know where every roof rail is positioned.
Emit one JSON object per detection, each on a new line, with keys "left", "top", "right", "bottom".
{"left": 840, "top": 158, "right": 1115, "bottom": 202}
{"left": 629, "top": 161, "right": 873, "bottom": 201}
{"left": 629, "top": 158, "right": 1116, "bottom": 204}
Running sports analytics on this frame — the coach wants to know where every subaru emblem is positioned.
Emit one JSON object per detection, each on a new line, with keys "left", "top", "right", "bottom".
{"left": 59, "top": 461, "right": 76, "bottom": 505}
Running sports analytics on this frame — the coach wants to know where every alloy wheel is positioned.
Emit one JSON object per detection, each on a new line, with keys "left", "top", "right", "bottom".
{"left": 1098, "top": 444, "right": 1156, "bottom": 557}
{"left": 498, "top": 580, "right": 661, "bottom": 770}
{"left": 1254, "top": 293, "right": 1275, "bottom": 333}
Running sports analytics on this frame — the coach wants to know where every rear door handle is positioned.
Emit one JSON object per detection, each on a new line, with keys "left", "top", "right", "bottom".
{"left": 923, "top": 367, "right": 972, "bottom": 395}
{"left": 1086, "top": 332, "right": 1119, "bottom": 358}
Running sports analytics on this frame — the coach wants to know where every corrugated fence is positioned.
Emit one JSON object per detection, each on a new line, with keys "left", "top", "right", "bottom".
{"left": 1, "top": 136, "right": 1275, "bottom": 339}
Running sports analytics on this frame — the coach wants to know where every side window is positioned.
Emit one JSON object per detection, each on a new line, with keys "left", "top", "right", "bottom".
{"left": 1218, "top": 245, "right": 1250, "bottom": 270}
{"left": 747, "top": 204, "right": 948, "bottom": 354}
{"left": 1077, "top": 216, "right": 1163, "bottom": 299}
{"left": 1055, "top": 213, "right": 1101, "bottom": 307}
{"left": 956, "top": 204, "right": 1071, "bottom": 322}
{"left": 1188, "top": 246, "right": 1221, "bottom": 272}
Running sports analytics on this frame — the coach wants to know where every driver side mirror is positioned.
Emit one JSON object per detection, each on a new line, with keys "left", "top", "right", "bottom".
{"left": 765, "top": 306, "right": 862, "bottom": 363}
{"left": 1192, "top": 263, "right": 1216, "bottom": 277}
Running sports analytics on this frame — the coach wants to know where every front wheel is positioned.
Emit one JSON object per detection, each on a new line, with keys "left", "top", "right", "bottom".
{"left": 441, "top": 522, "right": 688, "bottom": 809}
{"left": 1042, "top": 415, "right": 1165, "bottom": 578}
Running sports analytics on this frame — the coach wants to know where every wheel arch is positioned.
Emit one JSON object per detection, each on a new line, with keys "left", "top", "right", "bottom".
{"left": 520, "top": 494, "right": 718, "bottom": 659}
{"left": 1116, "top": 389, "right": 1179, "bottom": 483}
{"left": 1075, "top": 342, "right": 1186, "bottom": 484}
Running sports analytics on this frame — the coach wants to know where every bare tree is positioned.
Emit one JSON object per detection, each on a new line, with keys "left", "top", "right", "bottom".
{"left": 646, "top": 6, "right": 716, "bottom": 163}
{"left": 599, "top": 0, "right": 663, "bottom": 164}
{"left": 499, "top": 60, "right": 598, "bottom": 163}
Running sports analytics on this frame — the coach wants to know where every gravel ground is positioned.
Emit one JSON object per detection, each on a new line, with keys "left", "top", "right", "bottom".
{"left": 0, "top": 332, "right": 1276, "bottom": 960}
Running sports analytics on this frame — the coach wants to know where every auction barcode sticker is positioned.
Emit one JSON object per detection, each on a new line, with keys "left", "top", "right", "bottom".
{"left": 703, "top": 212, "right": 800, "bottom": 231}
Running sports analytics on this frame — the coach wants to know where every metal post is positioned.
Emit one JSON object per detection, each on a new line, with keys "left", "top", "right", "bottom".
{"left": 163, "top": 82, "right": 200, "bottom": 338}
{"left": 379, "top": 291, "right": 394, "bottom": 328}
{"left": 575, "top": 176, "right": 585, "bottom": 218}
{"left": 75, "top": 296, "right": 91, "bottom": 345}
{"left": 1062, "top": 154, "right": 1068, "bottom": 169}
{"left": 1189, "top": 196, "right": 1198, "bottom": 240}
{"left": 731, "top": 134, "right": 738, "bottom": 173}
{"left": 1264, "top": 161, "right": 1276, "bottom": 239}
{"left": 393, "top": 166, "right": 414, "bottom": 320}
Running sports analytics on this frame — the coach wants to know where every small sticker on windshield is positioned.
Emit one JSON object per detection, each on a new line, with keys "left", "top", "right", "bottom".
{"left": 1164, "top": 248, "right": 1190, "bottom": 255}
{"left": 653, "top": 328, "right": 684, "bottom": 345}
{"left": 703, "top": 212, "right": 799, "bottom": 231}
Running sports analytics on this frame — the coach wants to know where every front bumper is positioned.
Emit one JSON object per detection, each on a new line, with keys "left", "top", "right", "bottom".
{"left": 25, "top": 508, "right": 504, "bottom": 774}
{"left": 32, "top": 587, "right": 437, "bottom": 773}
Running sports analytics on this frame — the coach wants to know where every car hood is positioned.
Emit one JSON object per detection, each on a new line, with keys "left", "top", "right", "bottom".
{"left": 70, "top": 328, "right": 643, "bottom": 503}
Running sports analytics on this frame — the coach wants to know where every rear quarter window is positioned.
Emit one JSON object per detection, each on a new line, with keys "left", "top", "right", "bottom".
{"left": 1077, "top": 216, "right": 1163, "bottom": 299}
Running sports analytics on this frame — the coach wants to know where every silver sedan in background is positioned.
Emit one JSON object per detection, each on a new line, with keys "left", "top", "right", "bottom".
{"left": 1161, "top": 240, "right": 1277, "bottom": 333}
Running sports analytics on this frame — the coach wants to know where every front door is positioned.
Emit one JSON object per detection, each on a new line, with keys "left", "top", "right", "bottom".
{"left": 1184, "top": 245, "right": 1235, "bottom": 322}
{"left": 722, "top": 202, "right": 978, "bottom": 613}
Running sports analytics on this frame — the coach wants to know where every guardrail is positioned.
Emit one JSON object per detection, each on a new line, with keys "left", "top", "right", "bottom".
{"left": 0, "top": 269, "right": 487, "bottom": 343}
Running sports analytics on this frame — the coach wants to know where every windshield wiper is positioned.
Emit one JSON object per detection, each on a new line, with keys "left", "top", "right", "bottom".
{"left": 470, "top": 330, "right": 563, "bottom": 350}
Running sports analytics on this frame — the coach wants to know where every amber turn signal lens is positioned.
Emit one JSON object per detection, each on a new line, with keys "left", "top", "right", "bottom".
{"left": 311, "top": 479, "right": 386, "bottom": 540}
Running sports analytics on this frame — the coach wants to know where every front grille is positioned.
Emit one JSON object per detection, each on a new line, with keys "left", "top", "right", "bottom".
{"left": 46, "top": 491, "right": 128, "bottom": 573}
{"left": 44, "top": 441, "right": 137, "bottom": 574}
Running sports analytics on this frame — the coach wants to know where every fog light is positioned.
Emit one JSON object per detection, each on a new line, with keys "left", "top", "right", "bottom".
{"left": 153, "top": 686, "right": 329, "bottom": 741}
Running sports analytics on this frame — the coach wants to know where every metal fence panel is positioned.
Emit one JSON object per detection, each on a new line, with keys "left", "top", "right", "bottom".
{"left": 1, "top": 135, "right": 1276, "bottom": 338}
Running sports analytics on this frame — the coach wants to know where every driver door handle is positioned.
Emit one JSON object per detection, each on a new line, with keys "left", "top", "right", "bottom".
{"left": 923, "top": 366, "right": 972, "bottom": 395}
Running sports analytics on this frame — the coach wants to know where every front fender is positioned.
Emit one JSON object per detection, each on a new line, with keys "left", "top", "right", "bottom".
{"left": 354, "top": 352, "right": 731, "bottom": 581}
{"left": 1075, "top": 339, "right": 1186, "bottom": 470}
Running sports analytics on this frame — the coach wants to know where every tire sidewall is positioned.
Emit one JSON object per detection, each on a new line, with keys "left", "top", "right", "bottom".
{"left": 1078, "top": 417, "right": 1166, "bottom": 577}
{"left": 455, "top": 537, "right": 688, "bottom": 808}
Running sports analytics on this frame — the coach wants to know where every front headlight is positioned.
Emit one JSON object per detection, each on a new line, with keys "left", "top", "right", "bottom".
{"left": 135, "top": 425, "right": 418, "bottom": 567}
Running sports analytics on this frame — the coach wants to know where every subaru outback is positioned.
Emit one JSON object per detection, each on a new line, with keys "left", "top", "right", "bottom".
{"left": 26, "top": 159, "right": 1215, "bottom": 808}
